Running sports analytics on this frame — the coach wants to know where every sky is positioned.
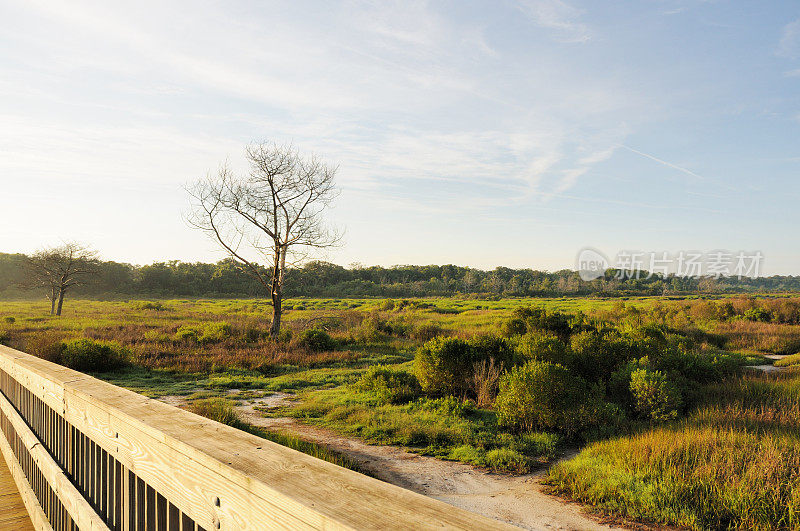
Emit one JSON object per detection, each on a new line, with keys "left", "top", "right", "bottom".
{"left": 1, "top": 0, "right": 799, "bottom": 274}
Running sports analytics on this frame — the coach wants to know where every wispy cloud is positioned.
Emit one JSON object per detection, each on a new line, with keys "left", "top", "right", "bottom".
{"left": 514, "top": 0, "right": 591, "bottom": 43}
{"left": 778, "top": 18, "right": 800, "bottom": 58}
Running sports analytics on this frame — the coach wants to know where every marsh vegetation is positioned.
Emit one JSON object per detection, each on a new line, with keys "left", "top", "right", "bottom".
{"left": 1, "top": 294, "right": 799, "bottom": 528}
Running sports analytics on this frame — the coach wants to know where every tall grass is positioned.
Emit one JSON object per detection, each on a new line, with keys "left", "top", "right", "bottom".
{"left": 547, "top": 372, "right": 800, "bottom": 530}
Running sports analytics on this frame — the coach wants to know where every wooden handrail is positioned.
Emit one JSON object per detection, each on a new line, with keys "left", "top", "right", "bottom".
{"left": 0, "top": 345, "right": 516, "bottom": 530}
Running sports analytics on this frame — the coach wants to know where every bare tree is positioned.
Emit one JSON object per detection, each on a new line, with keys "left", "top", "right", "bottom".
{"left": 24, "top": 243, "right": 98, "bottom": 315}
{"left": 188, "top": 142, "right": 340, "bottom": 336}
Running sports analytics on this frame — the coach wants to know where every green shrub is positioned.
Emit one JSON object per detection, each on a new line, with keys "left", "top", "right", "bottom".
{"left": 743, "top": 307, "right": 772, "bottom": 322}
{"left": 415, "top": 337, "right": 474, "bottom": 396}
{"left": 629, "top": 368, "right": 682, "bottom": 421}
{"left": 352, "top": 314, "right": 390, "bottom": 342}
{"left": 499, "top": 317, "right": 527, "bottom": 337}
{"left": 448, "top": 444, "right": 486, "bottom": 466}
{"left": 198, "top": 322, "right": 233, "bottom": 343}
{"left": 416, "top": 335, "right": 514, "bottom": 398}
{"left": 60, "top": 339, "right": 128, "bottom": 372}
{"left": 512, "top": 306, "right": 573, "bottom": 339}
{"left": 299, "top": 329, "right": 336, "bottom": 352}
{"left": 174, "top": 322, "right": 233, "bottom": 344}
{"left": 3, "top": 316, "right": 15, "bottom": 324}
{"left": 515, "top": 332, "right": 569, "bottom": 365}
{"left": 495, "top": 360, "right": 589, "bottom": 434}
{"left": 353, "top": 367, "right": 421, "bottom": 404}
{"left": 569, "top": 331, "right": 638, "bottom": 382}
{"left": 412, "top": 396, "right": 474, "bottom": 418}
{"left": 275, "top": 328, "right": 293, "bottom": 343}
{"left": 0, "top": 330, "right": 9, "bottom": 346}
{"left": 470, "top": 335, "right": 515, "bottom": 367}
{"left": 174, "top": 325, "right": 199, "bottom": 343}
{"left": 379, "top": 299, "right": 396, "bottom": 311}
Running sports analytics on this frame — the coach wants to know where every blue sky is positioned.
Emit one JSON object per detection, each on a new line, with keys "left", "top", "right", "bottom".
{"left": 1, "top": 0, "right": 798, "bottom": 273}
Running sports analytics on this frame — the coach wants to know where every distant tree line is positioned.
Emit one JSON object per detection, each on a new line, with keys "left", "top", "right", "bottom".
{"left": 1, "top": 252, "right": 799, "bottom": 299}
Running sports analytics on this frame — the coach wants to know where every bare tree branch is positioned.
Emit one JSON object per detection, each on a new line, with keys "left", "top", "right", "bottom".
{"left": 187, "top": 141, "right": 341, "bottom": 336}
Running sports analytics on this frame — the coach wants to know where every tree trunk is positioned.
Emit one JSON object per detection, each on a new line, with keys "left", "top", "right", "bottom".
{"left": 55, "top": 287, "right": 65, "bottom": 316}
{"left": 49, "top": 287, "right": 57, "bottom": 315}
{"left": 269, "top": 248, "right": 283, "bottom": 337}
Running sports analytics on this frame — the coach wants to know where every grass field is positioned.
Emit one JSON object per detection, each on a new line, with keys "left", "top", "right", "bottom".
{"left": 2, "top": 294, "right": 799, "bottom": 529}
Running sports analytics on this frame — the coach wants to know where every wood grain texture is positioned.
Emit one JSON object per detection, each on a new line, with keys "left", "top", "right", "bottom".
{"left": 0, "top": 345, "right": 519, "bottom": 530}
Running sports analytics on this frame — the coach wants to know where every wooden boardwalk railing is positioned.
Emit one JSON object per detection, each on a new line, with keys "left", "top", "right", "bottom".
{"left": 0, "top": 345, "right": 516, "bottom": 530}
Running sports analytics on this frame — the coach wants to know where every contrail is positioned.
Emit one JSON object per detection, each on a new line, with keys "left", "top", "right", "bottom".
{"left": 619, "top": 145, "right": 704, "bottom": 180}
{"left": 619, "top": 144, "right": 738, "bottom": 192}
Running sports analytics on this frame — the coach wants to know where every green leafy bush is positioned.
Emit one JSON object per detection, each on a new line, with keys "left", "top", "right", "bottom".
{"left": 0, "top": 330, "right": 9, "bottom": 346}
{"left": 569, "top": 331, "right": 641, "bottom": 381}
{"left": 415, "top": 335, "right": 514, "bottom": 398}
{"left": 499, "top": 317, "right": 527, "bottom": 337}
{"left": 515, "top": 332, "right": 569, "bottom": 365}
{"left": 198, "top": 322, "right": 233, "bottom": 343}
{"left": 415, "top": 337, "right": 475, "bottom": 396}
{"left": 512, "top": 306, "right": 573, "bottom": 339}
{"left": 60, "top": 338, "right": 128, "bottom": 372}
{"left": 629, "top": 368, "right": 682, "bottom": 421}
{"left": 174, "top": 325, "right": 199, "bottom": 343}
{"left": 495, "top": 360, "right": 589, "bottom": 434}
{"left": 174, "top": 322, "right": 233, "bottom": 344}
{"left": 353, "top": 366, "right": 421, "bottom": 404}
{"left": 412, "top": 396, "right": 474, "bottom": 417}
{"left": 299, "top": 329, "right": 336, "bottom": 352}
{"left": 3, "top": 316, "right": 15, "bottom": 324}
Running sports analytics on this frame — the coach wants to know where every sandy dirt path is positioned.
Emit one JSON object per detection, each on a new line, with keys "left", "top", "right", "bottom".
{"left": 164, "top": 392, "right": 619, "bottom": 530}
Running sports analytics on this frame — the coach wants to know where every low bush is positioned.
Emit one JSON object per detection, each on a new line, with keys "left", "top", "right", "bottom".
{"left": 60, "top": 338, "right": 128, "bottom": 372}
{"left": 515, "top": 332, "right": 569, "bottom": 365}
{"left": 415, "top": 335, "right": 513, "bottom": 397}
{"left": 415, "top": 337, "right": 474, "bottom": 396}
{"left": 353, "top": 366, "right": 421, "bottom": 404}
{"left": 3, "top": 316, "right": 15, "bottom": 324}
{"left": 499, "top": 317, "right": 527, "bottom": 337}
{"left": 629, "top": 368, "right": 682, "bottom": 421}
{"left": 0, "top": 329, "right": 9, "bottom": 346}
{"left": 174, "top": 322, "right": 233, "bottom": 344}
{"left": 512, "top": 306, "right": 573, "bottom": 339}
{"left": 299, "top": 329, "right": 336, "bottom": 352}
{"left": 173, "top": 325, "right": 199, "bottom": 343}
{"left": 198, "top": 322, "right": 233, "bottom": 343}
{"left": 495, "top": 360, "right": 589, "bottom": 434}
